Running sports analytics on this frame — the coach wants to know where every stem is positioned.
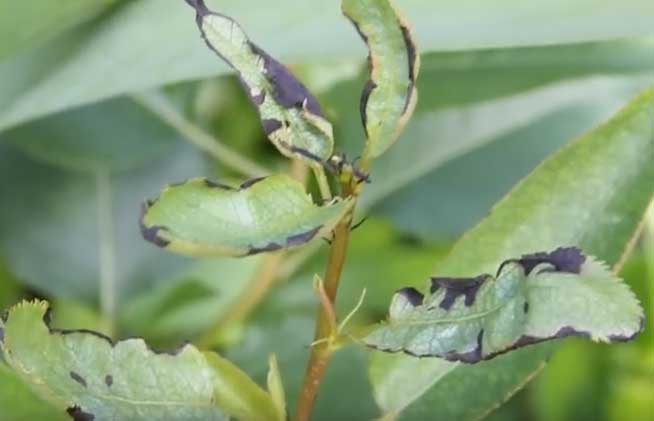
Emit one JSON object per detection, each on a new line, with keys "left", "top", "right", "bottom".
{"left": 96, "top": 168, "right": 116, "bottom": 335}
{"left": 296, "top": 195, "right": 354, "bottom": 421}
{"left": 312, "top": 165, "right": 332, "bottom": 201}
{"left": 198, "top": 251, "right": 286, "bottom": 348}
{"left": 132, "top": 91, "right": 269, "bottom": 178}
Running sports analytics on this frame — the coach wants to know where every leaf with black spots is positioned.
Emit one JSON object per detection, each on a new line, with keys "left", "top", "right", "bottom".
{"left": 141, "top": 174, "right": 352, "bottom": 257}
{"left": 364, "top": 248, "right": 643, "bottom": 362}
{"left": 342, "top": 0, "right": 420, "bottom": 159}
{"left": 185, "top": 0, "right": 333, "bottom": 165}
{"left": 0, "top": 300, "right": 282, "bottom": 421}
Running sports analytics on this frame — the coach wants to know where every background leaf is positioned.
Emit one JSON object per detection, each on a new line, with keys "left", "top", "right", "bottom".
{"left": 2, "top": 1, "right": 654, "bottom": 132}
{"left": 368, "top": 88, "right": 654, "bottom": 420}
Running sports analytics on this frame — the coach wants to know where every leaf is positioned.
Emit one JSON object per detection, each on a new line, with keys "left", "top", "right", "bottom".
{"left": 365, "top": 248, "right": 643, "bottom": 362}
{"left": 0, "top": 363, "right": 66, "bottom": 421}
{"left": 186, "top": 0, "right": 333, "bottom": 164}
{"left": 3, "top": 2, "right": 654, "bottom": 133}
{"left": 0, "top": 140, "right": 211, "bottom": 300}
{"left": 368, "top": 88, "right": 654, "bottom": 419}
{"left": 141, "top": 174, "right": 351, "bottom": 257}
{"left": 342, "top": 0, "right": 419, "bottom": 159}
{"left": 120, "top": 257, "right": 262, "bottom": 344}
{"left": 1, "top": 97, "right": 180, "bottom": 173}
{"left": 0, "top": 300, "right": 281, "bottom": 421}
{"left": 0, "top": 0, "right": 117, "bottom": 60}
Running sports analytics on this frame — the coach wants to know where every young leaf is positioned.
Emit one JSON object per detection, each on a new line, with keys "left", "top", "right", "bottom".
{"left": 141, "top": 174, "right": 352, "bottom": 257}
{"left": 342, "top": 0, "right": 420, "bottom": 159}
{"left": 0, "top": 300, "right": 281, "bottom": 421}
{"left": 185, "top": 0, "right": 334, "bottom": 165}
{"left": 365, "top": 247, "right": 644, "bottom": 362}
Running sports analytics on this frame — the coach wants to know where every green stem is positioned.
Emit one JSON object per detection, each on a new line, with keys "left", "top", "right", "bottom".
{"left": 96, "top": 168, "right": 116, "bottom": 335}
{"left": 132, "top": 91, "right": 269, "bottom": 178}
{"left": 312, "top": 165, "right": 332, "bottom": 201}
{"left": 295, "top": 180, "right": 356, "bottom": 421}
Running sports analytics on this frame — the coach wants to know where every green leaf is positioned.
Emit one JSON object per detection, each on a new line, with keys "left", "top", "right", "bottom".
{"left": 120, "top": 257, "right": 262, "bottom": 344}
{"left": 3, "top": 2, "right": 654, "bottom": 133}
{"left": 141, "top": 174, "right": 352, "bottom": 257}
{"left": 0, "top": 300, "right": 281, "bottom": 421}
{"left": 0, "top": 140, "right": 211, "bottom": 300}
{"left": 186, "top": 0, "right": 333, "bottom": 164}
{"left": 369, "top": 88, "right": 654, "bottom": 419}
{"left": 365, "top": 248, "right": 643, "bottom": 362}
{"left": 1, "top": 97, "right": 180, "bottom": 173}
{"left": 0, "top": 0, "right": 117, "bottom": 60}
{"left": 0, "top": 363, "right": 66, "bottom": 421}
{"left": 342, "top": 0, "right": 419, "bottom": 159}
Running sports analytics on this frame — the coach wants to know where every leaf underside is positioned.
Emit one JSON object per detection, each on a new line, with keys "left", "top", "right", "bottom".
{"left": 0, "top": 301, "right": 282, "bottom": 421}
{"left": 342, "top": 0, "right": 420, "bottom": 159}
{"left": 185, "top": 0, "right": 334, "bottom": 165}
{"left": 365, "top": 247, "right": 644, "bottom": 363}
{"left": 140, "top": 174, "right": 352, "bottom": 257}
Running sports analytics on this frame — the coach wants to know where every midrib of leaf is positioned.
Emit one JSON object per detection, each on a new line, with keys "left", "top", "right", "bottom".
{"left": 389, "top": 303, "right": 507, "bottom": 326}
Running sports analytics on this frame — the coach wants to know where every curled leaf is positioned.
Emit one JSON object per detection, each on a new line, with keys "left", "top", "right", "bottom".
{"left": 364, "top": 247, "right": 644, "bottom": 363}
{"left": 342, "top": 0, "right": 420, "bottom": 159}
{"left": 185, "top": 0, "right": 334, "bottom": 164}
{"left": 140, "top": 174, "right": 352, "bottom": 257}
{"left": 0, "top": 300, "right": 281, "bottom": 421}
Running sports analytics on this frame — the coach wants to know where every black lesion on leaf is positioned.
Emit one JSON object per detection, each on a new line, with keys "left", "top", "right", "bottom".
{"left": 247, "top": 242, "right": 283, "bottom": 256}
{"left": 287, "top": 144, "right": 325, "bottom": 164}
{"left": 443, "top": 329, "right": 484, "bottom": 363}
{"left": 203, "top": 179, "right": 235, "bottom": 190}
{"left": 261, "top": 118, "right": 283, "bottom": 135}
{"left": 184, "top": 0, "right": 210, "bottom": 17}
{"left": 430, "top": 275, "right": 490, "bottom": 310}
{"left": 249, "top": 43, "right": 324, "bottom": 116}
{"left": 399, "top": 23, "right": 418, "bottom": 113}
{"left": 286, "top": 226, "right": 322, "bottom": 247}
{"left": 139, "top": 204, "right": 170, "bottom": 248}
{"left": 67, "top": 406, "right": 94, "bottom": 421}
{"left": 70, "top": 371, "right": 87, "bottom": 388}
{"left": 397, "top": 287, "right": 424, "bottom": 306}
{"left": 359, "top": 79, "right": 377, "bottom": 133}
{"left": 105, "top": 374, "right": 113, "bottom": 387}
{"left": 239, "top": 176, "right": 266, "bottom": 190}
{"left": 609, "top": 318, "right": 645, "bottom": 342}
{"left": 498, "top": 247, "right": 586, "bottom": 276}
{"left": 523, "top": 301, "right": 530, "bottom": 314}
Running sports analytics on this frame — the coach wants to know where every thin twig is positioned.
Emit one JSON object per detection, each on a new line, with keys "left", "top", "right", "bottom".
{"left": 132, "top": 90, "right": 269, "bottom": 178}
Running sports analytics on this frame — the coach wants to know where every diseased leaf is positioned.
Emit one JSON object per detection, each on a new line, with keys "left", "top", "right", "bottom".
{"left": 365, "top": 248, "right": 643, "bottom": 362}
{"left": 141, "top": 174, "right": 351, "bottom": 257}
{"left": 342, "top": 0, "right": 419, "bottom": 159}
{"left": 185, "top": 0, "right": 333, "bottom": 164}
{"left": 0, "top": 300, "right": 281, "bottom": 421}
{"left": 369, "top": 88, "right": 654, "bottom": 420}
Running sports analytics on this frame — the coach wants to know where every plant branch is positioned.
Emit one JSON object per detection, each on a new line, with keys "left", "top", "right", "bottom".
{"left": 132, "top": 91, "right": 269, "bottom": 178}
{"left": 296, "top": 181, "right": 355, "bottom": 421}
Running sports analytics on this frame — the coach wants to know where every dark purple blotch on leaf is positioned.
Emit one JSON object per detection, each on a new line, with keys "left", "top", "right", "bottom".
{"left": 498, "top": 247, "right": 586, "bottom": 276}
{"left": 139, "top": 204, "right": 170, "bottom": 248}
{"left": 397, "top": 287, "right": 424, "bottom": 306}
{"left": 430, "top": 275, "right": 489, "bottom": 310}
{"left": 67, "top": 406, "right": 94, "bottom": 421}
{"left": 286, "top": 226, "right": 322, "bottom": 247}
{"left": 248, "top": 43, "right": 323, "bottom": 115}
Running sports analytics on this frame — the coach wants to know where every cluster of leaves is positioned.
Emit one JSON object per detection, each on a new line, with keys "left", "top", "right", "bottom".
{"left": 1, "top": 0, "right": 653, "bottom": 420}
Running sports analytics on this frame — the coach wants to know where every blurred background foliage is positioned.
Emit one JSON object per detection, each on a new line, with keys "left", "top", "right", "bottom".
{"left": 0, "top": 0, "right": 652, "bottom": 420}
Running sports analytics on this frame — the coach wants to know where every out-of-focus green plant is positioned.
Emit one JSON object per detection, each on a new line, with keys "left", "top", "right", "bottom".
{"left": 0, "top": 1, "right": 653, "bottom": 420}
